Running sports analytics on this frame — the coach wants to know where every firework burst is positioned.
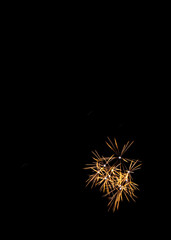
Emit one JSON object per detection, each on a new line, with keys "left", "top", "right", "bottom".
{"left": 85, "top": 137, "right": 142, "bottom": 212}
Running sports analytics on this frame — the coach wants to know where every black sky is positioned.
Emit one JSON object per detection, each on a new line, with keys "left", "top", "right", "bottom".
{"left": 3, "top": 11, "right": 168, "bottom": 235}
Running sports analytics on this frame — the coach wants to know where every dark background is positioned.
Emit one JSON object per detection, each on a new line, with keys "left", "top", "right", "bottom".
{"left": 2, "top": 7, "right": 169, "bottom": 236}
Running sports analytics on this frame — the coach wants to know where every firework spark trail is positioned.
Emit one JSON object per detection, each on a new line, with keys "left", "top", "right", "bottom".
{"left": 85, "top": 137, "right": 142, "bottom": 212}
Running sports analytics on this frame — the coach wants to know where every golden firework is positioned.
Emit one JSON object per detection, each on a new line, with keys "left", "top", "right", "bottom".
{"left": 85, "top": 137, "right": 142, "bottom": 212}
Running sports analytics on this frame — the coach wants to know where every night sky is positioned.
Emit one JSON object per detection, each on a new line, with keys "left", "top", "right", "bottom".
{"left": 3, "top": 14, "right": 167, "bottom": 236}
